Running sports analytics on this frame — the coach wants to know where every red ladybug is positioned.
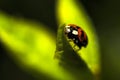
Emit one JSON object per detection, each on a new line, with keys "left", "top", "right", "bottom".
{"left": 64, "top": 24, "right": 88, "bottom": 49}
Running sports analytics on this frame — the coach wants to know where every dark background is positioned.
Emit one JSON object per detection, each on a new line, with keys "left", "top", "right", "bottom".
{"left": 0, "top": 0, "right": 120, "bottom": 80}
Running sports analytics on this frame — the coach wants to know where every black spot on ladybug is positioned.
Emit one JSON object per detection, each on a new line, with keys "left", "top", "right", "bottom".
{"left": 64, "top": 24, "right": 88, "bottom": 49}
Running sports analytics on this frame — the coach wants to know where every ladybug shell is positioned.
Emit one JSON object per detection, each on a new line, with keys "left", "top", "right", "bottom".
{"left": 64, "top": 24, "right": 88, "bottom": 48}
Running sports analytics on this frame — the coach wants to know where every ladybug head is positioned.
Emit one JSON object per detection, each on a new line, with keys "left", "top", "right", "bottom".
{"left": 64, "top": 25, "right": 71, "bottom": 34}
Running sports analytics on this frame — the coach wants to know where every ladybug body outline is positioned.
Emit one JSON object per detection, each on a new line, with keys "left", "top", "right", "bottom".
{"left": 64, "top": 24, "right": 88, "bottom": 49}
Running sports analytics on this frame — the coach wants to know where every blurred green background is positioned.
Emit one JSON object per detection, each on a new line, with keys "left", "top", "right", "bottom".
{"left": 0, "top": 0, "right": 120, "bottom": 80}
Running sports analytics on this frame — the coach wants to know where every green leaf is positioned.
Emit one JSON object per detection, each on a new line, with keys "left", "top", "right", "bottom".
{"left": 0, "top": 12, "right": 74, "bottom": 80}
{"left": 56, "top": 0, "right": 101, "bottom": 77}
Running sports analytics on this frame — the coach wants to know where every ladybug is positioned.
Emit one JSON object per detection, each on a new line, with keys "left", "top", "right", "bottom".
{"left": 64, "top": 24, "right": 88, "bottom": 49}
